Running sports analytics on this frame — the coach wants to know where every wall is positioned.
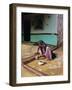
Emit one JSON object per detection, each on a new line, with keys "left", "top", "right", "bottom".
{"left": 31, "top": 34, "right": 57, "bottom": 45}
{"left": 31, "top": 14, "right": 57, "bottom": 33}
{"left": 57, "top": 15, "right": 63, "bottom": 46}
{"left": 31, "top": 14, "right": 57, "bottom": 45}
{"left": 0, "top": 0, "right": 72, "bottom": 90}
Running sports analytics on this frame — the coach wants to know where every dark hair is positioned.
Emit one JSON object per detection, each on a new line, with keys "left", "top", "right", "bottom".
{"left": 37, "top": 40, "right": 47, "bottom": 46}
{"left": 33, "top": 40, "right": 47, "bottom": 46}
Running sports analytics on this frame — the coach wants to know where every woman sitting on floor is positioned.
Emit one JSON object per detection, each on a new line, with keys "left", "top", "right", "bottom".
{"left": 36, "top": 40, "right": 56, "bottom": 60}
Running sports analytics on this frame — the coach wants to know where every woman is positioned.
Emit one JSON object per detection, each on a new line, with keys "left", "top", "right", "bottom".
{"left": 37, "top": 40, "right": 52, "bottom": 60}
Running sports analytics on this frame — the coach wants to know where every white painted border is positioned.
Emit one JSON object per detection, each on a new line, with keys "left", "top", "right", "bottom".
{"left": 16, "top": 6, "right": 68, "bottom": 83}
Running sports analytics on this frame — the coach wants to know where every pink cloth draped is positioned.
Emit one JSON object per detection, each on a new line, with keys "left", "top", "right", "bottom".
{"left": 44, "top": 47, "right": 52, "bottom": 60}
{"left": 37, "top": 46, "right": 52, "bottom": 60}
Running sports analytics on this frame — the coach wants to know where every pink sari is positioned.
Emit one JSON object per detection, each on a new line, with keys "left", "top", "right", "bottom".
{"left": 44, "top": 46, "right": 52, "bottom": 60}
{"left": 37, "top": 45, "right": 52, "bottom": 60}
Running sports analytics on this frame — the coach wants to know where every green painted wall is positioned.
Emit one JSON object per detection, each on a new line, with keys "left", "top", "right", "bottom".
{"left": 31, "top": 35, "right": 57, "bottom": 45}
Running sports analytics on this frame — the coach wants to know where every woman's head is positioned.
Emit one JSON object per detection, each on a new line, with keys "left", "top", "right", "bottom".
{"left": 38, "top": 40, "right": 47, "bottom": 47}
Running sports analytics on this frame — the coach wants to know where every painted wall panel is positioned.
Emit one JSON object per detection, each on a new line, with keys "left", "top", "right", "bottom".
{"left": 31, "top": 35, "right": 57, "bottom": 45}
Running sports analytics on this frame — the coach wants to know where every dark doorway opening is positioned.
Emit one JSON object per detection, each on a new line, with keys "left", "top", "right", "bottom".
{"left": 22, "top": 13, "right": 31, "bottom": 42}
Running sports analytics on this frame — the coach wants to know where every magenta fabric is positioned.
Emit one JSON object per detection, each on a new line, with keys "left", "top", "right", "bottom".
{"left": 44, "top": 47, "right": 52, "bottom": 60}
{"left": 37, "top": 46, "right": 52, "bottom": 60}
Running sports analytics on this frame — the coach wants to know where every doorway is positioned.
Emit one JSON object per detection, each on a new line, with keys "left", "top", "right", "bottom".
{"left": 22, "top": 13, "right": 31, "bottom": 42}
